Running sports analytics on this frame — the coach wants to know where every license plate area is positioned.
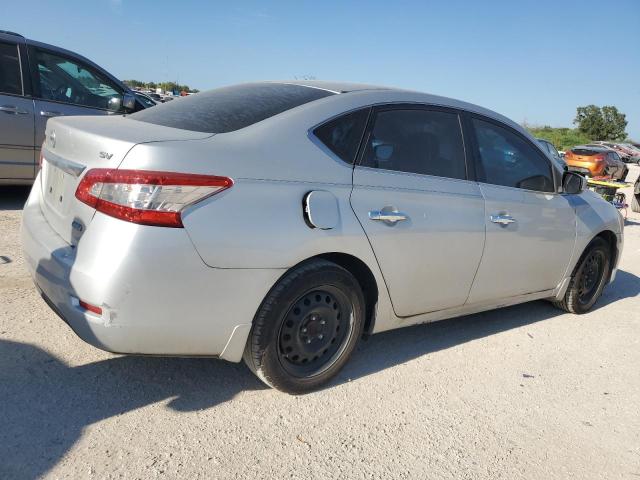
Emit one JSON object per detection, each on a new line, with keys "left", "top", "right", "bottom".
{"left": 43, "top": 162, "right": 71, "bottom": 213}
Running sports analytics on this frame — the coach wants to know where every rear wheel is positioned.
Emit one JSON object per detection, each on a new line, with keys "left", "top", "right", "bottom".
{"left": 553, "top": 237, "right": 611, "bottom": 314}
{"left": 243, "top": 259, "right": 365, "bottom": 394}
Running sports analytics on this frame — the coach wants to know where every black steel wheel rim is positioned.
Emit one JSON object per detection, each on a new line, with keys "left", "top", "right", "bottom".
{"left": 277, "top": 286, "right": 354, "bottom": 378}
{"left": 577, "top": 250, "right": 605, "bottom": 305}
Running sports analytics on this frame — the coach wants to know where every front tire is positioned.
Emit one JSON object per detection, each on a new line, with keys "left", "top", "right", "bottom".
{"left": 243, "top": 259, "right": 365, "bottom": 394}
{"left": 553, "top": 237, "right": 611, "bottom": 314}
{"left": 632, "top": 178, "right": 640, "bottom": 213}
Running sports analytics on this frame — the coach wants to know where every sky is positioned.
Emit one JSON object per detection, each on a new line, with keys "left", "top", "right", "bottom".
{"left": 5, "top": 0, "right": 640, "bottom": 139}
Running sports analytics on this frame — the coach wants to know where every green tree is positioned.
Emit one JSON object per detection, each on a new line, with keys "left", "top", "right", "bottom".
{"left": 526, "top": 126, "right": 591, "bottom": 151}
{"left": 574, "top": 105, "right": 627, "bottom": 141}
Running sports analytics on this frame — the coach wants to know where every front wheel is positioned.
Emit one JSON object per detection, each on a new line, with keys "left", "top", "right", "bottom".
{"left": 243, "top": 259, "right": 365, "bottom": 394}
{"left": 553, "top": 237, "right": 611, "bottom": 314}
{"left": 632, "top": 178, "right": 640, "bottom": 213}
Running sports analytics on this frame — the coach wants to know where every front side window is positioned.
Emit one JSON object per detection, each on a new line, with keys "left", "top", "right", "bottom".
{"left": 314, "top": 108, "right": 369, "bottom": 164}
{"left": 34, "top": 49, "right": 123, "bottom": 110}
{"left": 360, "top": 108, "right": 467, "bottom": 180}
{"left": 472, "top": 118, "right": 554, "bottom": 192}
{"left": 0, "top": 42, "right": 22, "bottom": 95}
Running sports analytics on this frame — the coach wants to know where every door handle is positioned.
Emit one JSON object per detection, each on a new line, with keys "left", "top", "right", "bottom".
{"left": 369, "top": 209, "right": 408, "bottom": 225}
{"left": 0, "top": 105, "right": 29, "bottom": 115}
{"left": 490, "top": 214, "right": 516, "bottom": 225}
{"left": 40, "top": 111, "right": 64, "bottom": 118}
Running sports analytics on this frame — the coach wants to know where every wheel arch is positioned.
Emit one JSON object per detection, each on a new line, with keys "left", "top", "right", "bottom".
{"left": 594, "top": 229, "right": 618, "bottom": 281}
{"left": 311, "top": 253, "right": 379, "bottom": 336}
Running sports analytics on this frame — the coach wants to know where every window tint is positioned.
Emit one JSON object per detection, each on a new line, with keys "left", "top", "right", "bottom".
{"left": 0, "top": 42, "right": 22, "bottom": 95}
{"left": 34, "top": 49, "right": 122, "bottom": 110}
{"left": 134, "top": 92, "right": 156, "bottom": 108}
{"left": 472, "top": 118, "right": 554, "bottom": 192}
{"left": 130, "top": 83, "right": 335, "bottom": 133}
{"left": 361, "top": 108, "right": 467, "bottom": 180}
{"left": 314, "top": 108, "right": 369, "bottom": 163}
{"left": 571, "top": 148, "right": 601, "bottom": 156}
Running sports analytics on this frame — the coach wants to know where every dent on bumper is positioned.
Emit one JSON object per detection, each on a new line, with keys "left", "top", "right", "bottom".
{"left": 21, "top": 185, "right": 282, "bottom": 361}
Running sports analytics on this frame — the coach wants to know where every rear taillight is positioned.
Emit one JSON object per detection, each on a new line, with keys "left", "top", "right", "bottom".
{"left": 594, "top": 154, "right": 605, "bottom": 163}
{"left": 75, "top": 169, "right": 233, "bottom": 228}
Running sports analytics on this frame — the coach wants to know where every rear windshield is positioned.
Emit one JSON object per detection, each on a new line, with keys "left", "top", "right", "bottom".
{"left": 129, "top": 83, "right": 335, "bottom": 133}
{"left": 571, "top": 148, "right": 601, "bottom": 156}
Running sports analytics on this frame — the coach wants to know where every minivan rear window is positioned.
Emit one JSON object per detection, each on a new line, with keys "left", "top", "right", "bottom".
{"left": 129, "top": 83, "right": 335, "bottom": 133}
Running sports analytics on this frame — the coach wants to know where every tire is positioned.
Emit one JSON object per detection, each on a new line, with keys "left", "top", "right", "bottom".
{"left": 553, "top": 237, "right": 611, "bottom": 314}
{"left": 632, "top": 179, "right": 640, "bottom": 213}
{"left": 632, "top": 192, "right": 640, "bottom": 213}
{"left": 243, "top": 259, "right": 365, "bottom": 394}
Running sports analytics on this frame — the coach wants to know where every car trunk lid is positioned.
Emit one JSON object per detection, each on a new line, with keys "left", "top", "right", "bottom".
{"left": 39, "top": 115, "right": 213, "bottom": 244}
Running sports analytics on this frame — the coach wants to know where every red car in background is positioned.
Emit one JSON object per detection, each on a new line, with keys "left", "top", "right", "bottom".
{"left": 591, "top": 141, "right": 640, "bottom": 163}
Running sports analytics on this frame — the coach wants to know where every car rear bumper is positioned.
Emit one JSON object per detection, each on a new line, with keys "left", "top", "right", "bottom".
{"left": 21, "top": 183, "right": 282, "bottom": 361}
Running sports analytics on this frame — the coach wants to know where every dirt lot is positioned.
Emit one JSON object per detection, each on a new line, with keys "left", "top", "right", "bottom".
{"left": 1, "top": 168, "right": 639, "bottom": 479}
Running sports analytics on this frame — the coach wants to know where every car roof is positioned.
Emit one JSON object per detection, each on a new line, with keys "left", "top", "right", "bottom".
{"left": 272, "top": 80, "right": 391, "bottom": 94}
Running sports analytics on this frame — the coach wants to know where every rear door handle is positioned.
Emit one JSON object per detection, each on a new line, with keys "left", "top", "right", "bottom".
{"left": 369, "top": 209, "right": 408, "bottom": 225}
{"left": 0, "top": 105, "right": 29, "bottom": 115}
{"left": 40, "top": 111, "right": 64, "bottom": 118}
{"left": 490, "top": 214, "right": 516, "bottom": 225}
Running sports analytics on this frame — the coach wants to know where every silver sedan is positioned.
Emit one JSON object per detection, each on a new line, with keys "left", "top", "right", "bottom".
{"left": 21, "top": 81, "right": 624, "bottom": 393}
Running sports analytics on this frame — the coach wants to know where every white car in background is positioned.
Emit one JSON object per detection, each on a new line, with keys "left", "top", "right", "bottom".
{"left": 21, "top": 81, "right": 623, "bottom": 393}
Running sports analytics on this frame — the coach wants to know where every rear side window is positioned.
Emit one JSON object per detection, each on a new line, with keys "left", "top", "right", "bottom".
{"left": 130, "top": 83, "right": 335, "bottom": 133}
{"left": 0, "top": 42, "right": 22, "bottom": 95}
{"left": 314, "top": 108, "right": 369, "bottom": 164}
{"left": 472, "top": 118, "right": 554, "bottom": 192}
{"left": 360, "top": 108, "right": 467, "bottom": 180}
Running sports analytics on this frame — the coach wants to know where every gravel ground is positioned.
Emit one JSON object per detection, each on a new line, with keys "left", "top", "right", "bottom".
{"left": 1, "top": 167, "right": 639, "bottom": 479}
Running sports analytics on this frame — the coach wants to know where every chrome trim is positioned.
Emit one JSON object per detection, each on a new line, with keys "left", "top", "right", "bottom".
{"left": 40, "top": 110, "right": 64, "bottom": 118}
{"left": 490, "top": 214, "right": 516, "bottom": 225}
{"left": 43, "top": 151, "right": 85, "bottom": 177}
{"left": 0, "top": 105, "right": 29, "bottom": 114}
{"left": 369, "top": 209, "right": 408, "bottom": 225}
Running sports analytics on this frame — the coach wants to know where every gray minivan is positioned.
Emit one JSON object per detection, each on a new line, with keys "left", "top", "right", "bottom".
{"left": 0, "top": 31, "right": 148, "bottom": 185}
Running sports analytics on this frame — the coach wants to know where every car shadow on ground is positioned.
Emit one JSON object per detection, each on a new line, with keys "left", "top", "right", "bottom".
{"left": 0, "top": 340, "right": 267, "bottom": 479}
{"left": 2, "top": 271, "right": 638, "bottom": 479}
{"left": 0, "top": 186, "right": 30, "bottom": 211}
{"left": 343, "top": 269, "right": 640, "bottom": 385}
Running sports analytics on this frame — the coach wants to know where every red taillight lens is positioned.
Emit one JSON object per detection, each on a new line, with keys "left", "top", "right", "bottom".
{"left": 79, "top": 300, "right": 102, "bottom": 315}
{"left": 594, "top": 154, "right": 605, "bottom": 163}
{"left": 75, "top": 169, "right": 233, "bottom": 228}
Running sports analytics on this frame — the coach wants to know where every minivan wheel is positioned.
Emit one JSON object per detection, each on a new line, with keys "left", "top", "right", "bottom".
{"left": 243, "top": 259, "right": 365, "bottom": 394}
{"left": 553, "top": 237, "right": 611, "bottom": 314}
{"left": 632, "top": 192, "right": 640, "bottom": 213}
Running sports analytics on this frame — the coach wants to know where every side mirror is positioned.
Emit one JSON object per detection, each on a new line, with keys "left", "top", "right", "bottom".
{"left": 562, "top": 171, "right": 587, "bottom": 194}
{"left": 122, "top": 92, "right": 137, "bottom": 112}
{"left": 107, "top": 95, "right": 122, "bottom": 112}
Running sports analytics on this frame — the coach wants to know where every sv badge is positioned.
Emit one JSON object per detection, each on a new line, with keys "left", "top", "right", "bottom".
{"left": 99, "top": 152, "right": 114, "bottom": 160}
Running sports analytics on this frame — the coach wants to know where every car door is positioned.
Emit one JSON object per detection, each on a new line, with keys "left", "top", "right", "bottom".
{"left": 0, "top": 39, "right": 35, "bottom": 180}
{"left": 350, "top": 105, "right": 485, "bottom": 317}
{"left": 28, "top": 46, "right": 127, "bottom": 156}
{"left": 465, "top": 115, "right": 575, "bottom": 304}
